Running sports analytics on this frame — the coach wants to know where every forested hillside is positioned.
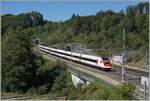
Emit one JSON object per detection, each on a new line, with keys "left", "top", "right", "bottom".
{"left": 2, "top": 2, "right": 149, "bottom": 50}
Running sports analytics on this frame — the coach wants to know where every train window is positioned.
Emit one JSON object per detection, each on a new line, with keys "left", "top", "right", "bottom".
{"left": 102, "top": 57, "right": 110, "bottom": 64}
{"left": 102, "top": 57, "right": 108, "bottom": 60}
{"left": 35, "top": 40, "right": 39, "bottom": 45}
{"left": 66, "top": 46, "right": 71, "bottom": 51}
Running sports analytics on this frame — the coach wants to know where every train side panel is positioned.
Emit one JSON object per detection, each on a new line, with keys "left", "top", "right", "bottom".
{"left": 37, "top": 45, "right": 111, "bottom": 70}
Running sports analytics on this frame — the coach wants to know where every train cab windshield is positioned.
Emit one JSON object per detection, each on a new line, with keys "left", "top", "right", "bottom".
{"left": 102, "top": 57, "right": 111, "bottom": 66}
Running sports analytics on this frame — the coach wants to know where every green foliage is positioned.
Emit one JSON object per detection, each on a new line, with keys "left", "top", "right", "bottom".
{"left": 66, "top": 81, "right": 135, "bottom": 100}
{"left": 2, "top": 2, "right": 148, "bottom": 50}
{"left": 2, "top": 27, "right": 34, "bottom": 92}
{"left": 36, "top": 84, "right": 49, "bottom": 95}
{"left": 118, "top": 83, "right": 136, "bottom": 100}
{"left": 51, "top": 68, "right": 72, "bottom": 93}
{"left": 27, "top": 87, "right": 37, "bottom": 94}
{"left": 2, "top": 11, "right": 44, "bottom": 35}
{"left": 1, "top": 25, "right": 73, "bottom": 93}
{"left": 47, "top": 94, "right": 58, "bottom": 100}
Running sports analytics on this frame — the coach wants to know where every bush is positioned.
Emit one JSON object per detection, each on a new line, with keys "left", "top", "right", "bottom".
{"left": 48, "top": 94, "right": 58, "bottom": 100}
{"left": 66, "top": 81, "right": 135, "bottom": 100}
{"left": 119, "top": 83, "right": 136, "bottom": 99}
{"left": 50, "top": 66, "right": 73, "bottom": 93}
{"left": 108, "top": 92, "right": 123, "bottom": 100}
{"left": 78, "top": 82, "right": 111, "bottom": 100}
{"left": 27, "top": 87, "right": 37, "bottom": 94}
{"left": 36, "top": 84, "right": 49, "bottom": 95}
{"left": 66, "top": 87, "right": 80, "bottom": 100}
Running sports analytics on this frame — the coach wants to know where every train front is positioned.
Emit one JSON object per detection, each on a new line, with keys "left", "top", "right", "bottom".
{"left": 102, "top": 57, "right": 112, "bottom": 70}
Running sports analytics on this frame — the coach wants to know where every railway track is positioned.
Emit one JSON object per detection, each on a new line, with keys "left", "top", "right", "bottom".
{"left": 35, "top": 47, "right": 149, "bottom": 99}
{"left": 36, "top": 47, "right": 148, "bottom": 84}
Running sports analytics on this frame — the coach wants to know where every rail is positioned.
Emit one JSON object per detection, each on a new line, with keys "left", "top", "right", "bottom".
{"left": 34, "top": 45, "right": 149, "bottom": 100}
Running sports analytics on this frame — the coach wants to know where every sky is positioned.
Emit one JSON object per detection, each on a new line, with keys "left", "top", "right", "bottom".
{"left": 1, "top": 0, "right": 148, "bottom": 21}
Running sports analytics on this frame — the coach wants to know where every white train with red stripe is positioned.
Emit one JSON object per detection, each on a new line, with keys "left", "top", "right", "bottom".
{"left": 37, "top": 44, "right": 112, "bottom": 71}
